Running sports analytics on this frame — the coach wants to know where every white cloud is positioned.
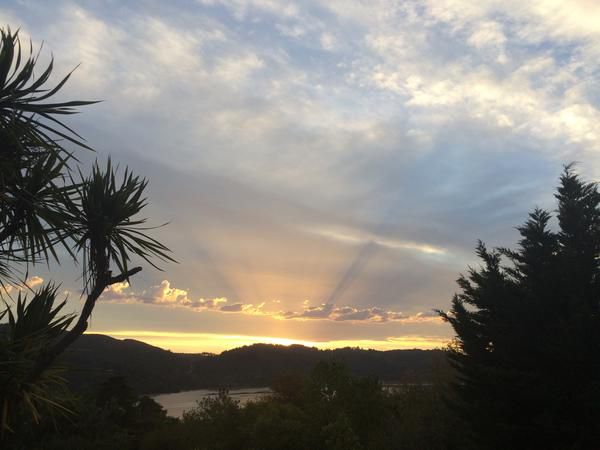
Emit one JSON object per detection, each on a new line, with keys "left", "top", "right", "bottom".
{"left": 99, "top": 279, "right": 440, "bottom": 324}
{"left": 276, "top": 23, "right": 306, "bottom": 38}
{"left": 5, "top": 0, "right": 600, "bottom": 340}
{"left": 214, "top": 53, "right": 264, "bottom": 83}
{"left": 25, "top": 276, "right": 44, "bottom": 289}
{"left": 101, "top": 279, "right": 268, "bottom": 314}
{"left": 320, "top": 32, "right": 337, "bottom": 51}
{"left": 314, "top": 1, "right": 600, "bottom": 166}
{"left": 279, "top": 302, "right": 442, "bottom": 324}
{"left": 46, "top": 5, "right": 123, "bottom": 92}
{"left": 146, "top": 280, "right": 191, "bottom": 304}
{"left": 0, "top": 276, "right": 45, "bottom": 296}
{"left": 306, "top": 226, "right": 447, "bottom": 256}
{"left": 467, "top": 21, "right": 506, "bottom": 48}
{"left": 199, "top": 0, "right": 300, "bottom": 20}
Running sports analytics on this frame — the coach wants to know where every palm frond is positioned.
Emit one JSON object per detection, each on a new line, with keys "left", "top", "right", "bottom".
{"left": 65, "top": 159, "right": 176, "bottom": 288}
{"left": 0, "top": 28, "right": 98, "bottom": 153}
{"left": 0, "top": 284, "right": 74, "bottom": 434}
{"left": 0, "top": 26, "right": 96, "bottom": 281}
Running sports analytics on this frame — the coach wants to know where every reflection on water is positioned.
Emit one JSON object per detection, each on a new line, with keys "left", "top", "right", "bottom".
{"left": 152, "top": 388, "right": 272, "bottom": 418}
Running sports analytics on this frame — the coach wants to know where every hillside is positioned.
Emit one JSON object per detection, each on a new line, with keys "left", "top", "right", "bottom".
{"left": 60, "top": 334, "right": 446, "bottom": 394}
{"left": 59, "top": 334, "right": 201, "bottom": 394}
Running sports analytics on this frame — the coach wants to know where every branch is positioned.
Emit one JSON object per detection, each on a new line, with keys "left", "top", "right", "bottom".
{"left": 109, "top": 266, "right": 141, "bottom": 284}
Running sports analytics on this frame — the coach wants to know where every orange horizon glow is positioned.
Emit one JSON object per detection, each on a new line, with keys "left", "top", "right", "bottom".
{"left": 86, "top": 330, "right": 449, "bottom": 354}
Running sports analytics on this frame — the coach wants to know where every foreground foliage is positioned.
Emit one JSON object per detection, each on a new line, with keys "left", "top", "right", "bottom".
{"left": 143, "top": 362, "right": 469, "bottom": 450}
{"left": 7, "top": 363, "right": 471, "bottom": 450}
{"left": 5, "top": 376, "right": 170, "bottom": 450}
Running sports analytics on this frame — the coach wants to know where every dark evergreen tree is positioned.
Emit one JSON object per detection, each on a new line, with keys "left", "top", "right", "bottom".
{"left": 440, "top": 166, "right": 600, "bottom": 450}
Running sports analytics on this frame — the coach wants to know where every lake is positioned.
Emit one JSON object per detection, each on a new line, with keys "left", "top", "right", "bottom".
{"left": 152, "top": 384, "right": 426, "bottom": 418}
{"left": 152, "top": 388, "right": 272, "bottom": 418}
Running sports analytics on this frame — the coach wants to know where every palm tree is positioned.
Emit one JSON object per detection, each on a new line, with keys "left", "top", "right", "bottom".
{"left": 0, "top": 27, "right": 174, "bottom": 434}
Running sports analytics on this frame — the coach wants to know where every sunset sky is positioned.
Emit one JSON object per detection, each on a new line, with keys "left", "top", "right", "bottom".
{"left": 3, "top": 0, "right": 600, "bottom": 353}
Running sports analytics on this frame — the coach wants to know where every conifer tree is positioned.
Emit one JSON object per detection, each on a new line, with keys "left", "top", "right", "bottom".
{"left": 440, "top": 166, "right": 600, "bottom": 450}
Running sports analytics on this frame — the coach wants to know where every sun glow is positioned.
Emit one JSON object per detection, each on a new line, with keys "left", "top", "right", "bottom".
{"left": 87, "top": 330, "right": 448, "bottom": 354}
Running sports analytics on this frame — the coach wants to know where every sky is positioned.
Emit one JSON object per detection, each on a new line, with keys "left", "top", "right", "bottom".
{"left": 2, "top": 0, "right": 600, "bottom": 353}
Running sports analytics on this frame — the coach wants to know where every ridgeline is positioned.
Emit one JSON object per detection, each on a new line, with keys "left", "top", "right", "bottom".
{"left": 61, "top": 334, "right": 445, "bottom": 394}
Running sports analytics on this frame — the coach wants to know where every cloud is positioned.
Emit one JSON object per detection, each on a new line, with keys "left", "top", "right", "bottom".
{"left": 219, "top": 303, "right": 244, "bottom": 312}
{"left": 103, "top": 280, "right": 218, "bottom": 307}
{"left": 101, "top": 282, "right": 140, "bottom": 304}
{"left": 467, "top": 21, "right": 506, "bottom": 49}
{"left": 100, "top": 279, "right": 440, "bottom": 324}
{"left": 200, "top": 0, "right": 300, "bottom": 21}
{"left": 320, "top": 32, "right": 337, "bottom": 51}
{"left": 353, "top": 1, "right": 600, "bottom": 160}
{"left": 101, "top": 279, "right": 268, "bottom": 314}
{"left": 146, "top": 280, "right": 191, "bottom": 304}
{"left": 214, "top": 53, "right": 264, "bottom": 83}
{"left": 186, "top": 297, "right": 229, "bottom": 309}
{"left": 1, "top": 276, "right": 45, "bottom": 296}
{"left": 282, "top": 302, "right": 334, "bottom": 319}
{"left": 25, "top": 276, "right": 44, "bottom": 289}
{"left": 4, "top": 0, "right": 599, "bottom": 346}
{"left": 277, "top": 23, "right": 306, "bottom": 38}
{"left": 307, "top": 226, "right": 447, "bottom": 256}
{"left": 280, "top": 302, "right": 442, "bottom": 324}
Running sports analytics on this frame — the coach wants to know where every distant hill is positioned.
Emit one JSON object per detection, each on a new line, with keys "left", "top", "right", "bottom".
{"left": 59, "top": 334, "right": 200, "bottom": 395}
{"left": 58, "top": 334, "right": 447, "bottom": 394}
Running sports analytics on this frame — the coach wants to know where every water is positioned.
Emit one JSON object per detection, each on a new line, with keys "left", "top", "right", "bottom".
{"left": 152, "top": 384, "right": 427, "bottom": 418}
{"left": 152, "top": 388, "right": 272, "bottom": 418}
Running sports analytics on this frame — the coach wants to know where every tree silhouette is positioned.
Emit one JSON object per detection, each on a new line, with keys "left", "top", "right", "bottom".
{"left": 0, "top": 27, "right": 174, "bottom": 434}
{"left": 439, "top": 166, "right": 600, "bottom": 450}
